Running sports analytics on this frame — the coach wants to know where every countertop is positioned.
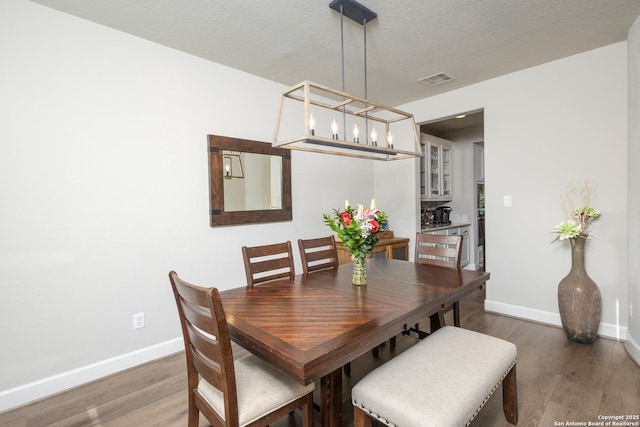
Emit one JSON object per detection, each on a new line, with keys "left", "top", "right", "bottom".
{"left": 421, "top": 222, "right": 471, "bottom": 232}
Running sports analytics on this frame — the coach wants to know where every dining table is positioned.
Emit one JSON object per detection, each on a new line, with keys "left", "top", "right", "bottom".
{"left": 220, "top": 257, "right": 490, "bottom": 427}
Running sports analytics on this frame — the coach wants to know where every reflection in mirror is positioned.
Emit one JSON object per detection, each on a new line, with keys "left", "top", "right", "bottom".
{"left": 222, "top": 152, "right": 244, "bottom": 179}
{"left": 208, "top": 135, "right": 292, "bottom": 226}
{"left": 223, "top": 151, "right": 283, "bottom": 211}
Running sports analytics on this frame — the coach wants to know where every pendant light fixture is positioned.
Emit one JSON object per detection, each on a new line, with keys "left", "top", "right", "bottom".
{"left": 222, "top": 152, "right": 244, "bottom": 179}
{"left": 273, "top": 0, "right": 422, "bottom": 161}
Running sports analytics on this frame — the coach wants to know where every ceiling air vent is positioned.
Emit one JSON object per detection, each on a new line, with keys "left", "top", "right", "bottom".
{"left": 418, "top": 72, "right": 456, "bottom": 88}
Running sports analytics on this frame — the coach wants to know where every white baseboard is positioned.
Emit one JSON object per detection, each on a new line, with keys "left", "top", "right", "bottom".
{"left": 484, "top": 299, "right": 628, "bottom": 341}
{"left": 624, "top": 335, "right": 640, "bottom": 365}
{"left": 0, "top": 338, "right": 183, "bottom": 413}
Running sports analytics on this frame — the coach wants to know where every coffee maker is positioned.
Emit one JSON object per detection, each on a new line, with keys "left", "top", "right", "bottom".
{"left": 434, "top": 206, "right": 452, "bottom": 225}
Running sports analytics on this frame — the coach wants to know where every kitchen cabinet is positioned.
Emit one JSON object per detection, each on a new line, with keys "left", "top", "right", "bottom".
{"left": 421, "top": 225, "right": 470, "bottom": 268}
{"left": 336, "top": 231, "right": 409, "bottom": 264}
{"left": 474, "top": 142, "right": 485, "bottom": 270}
{"left": 448, "top": 226, "right": 470, "bottom": 268}
{"left": 475, "top": 143, "right": 484, "bottom": 182}
{"left": 421, "top": 133, "right": 453, "bottom": 200}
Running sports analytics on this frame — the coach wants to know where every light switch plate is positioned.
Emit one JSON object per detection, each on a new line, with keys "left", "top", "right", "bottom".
{"left": 503, "top": 195, "right": 512, "bottom": 207}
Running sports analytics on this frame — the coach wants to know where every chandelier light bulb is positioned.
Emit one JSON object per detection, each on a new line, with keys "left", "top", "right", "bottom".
{"left": 309, "top": 113, "right": 316, "bottom": 135}
{"left": 331, "top": 118, "right": 339, "bottom": 139}
{"left": 353, "top": 123, "right": 360, "bottom": 143}
{"left": 370, "top": 128, "right": 377, "bottom": 146}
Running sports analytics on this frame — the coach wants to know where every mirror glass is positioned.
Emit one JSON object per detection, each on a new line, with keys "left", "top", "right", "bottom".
{"left": 223, "top": 151, "right": 283, "bottom": 211}
{"left": 208, "top": 135, "right": 292, "bottom": 226}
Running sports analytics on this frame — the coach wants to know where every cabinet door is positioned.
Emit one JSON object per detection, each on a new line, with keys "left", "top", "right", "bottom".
{"left": 459, "top": 227, "right": 470, "bottom": 268}
{"left": 475, "top": 144, "right": 484, "bottom": 182}
{"left": 441, "top": 144, "right": 452, "bottom": 198}
{"left": 420, "top": 143, "right": 426, "bottom": 198}
{"left": 429, "top": 143, "right": 440, "bottom": 198}
{"left": 421, "top": 134, "right": 454, "bottom": 200}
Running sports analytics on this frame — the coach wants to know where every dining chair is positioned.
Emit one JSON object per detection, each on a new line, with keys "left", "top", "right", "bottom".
{"left": 297, "top": 235, "right": 360, "bottom": 375}
{"left": 415, "top": 232, "right": 464, "bottom": 326}
{"left": 169, "top": 271, "right": 314, "bottom": 427}
{"left": 297, "top": 235, "right": 339, "bottom": 276}
{"left": 242, "top": 241, "right": 295, "bottom": 288}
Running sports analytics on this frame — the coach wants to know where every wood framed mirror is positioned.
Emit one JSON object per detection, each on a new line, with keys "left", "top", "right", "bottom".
{"left": 208, "top": 135, "right": 292, "bottom": 226}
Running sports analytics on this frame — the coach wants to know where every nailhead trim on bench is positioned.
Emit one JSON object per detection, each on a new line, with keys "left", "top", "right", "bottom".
{"left": 462, "top": 359, "right": 516, "bottom": 426}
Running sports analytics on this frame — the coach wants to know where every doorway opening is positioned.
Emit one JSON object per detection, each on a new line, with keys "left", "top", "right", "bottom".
{"left": 418, "top": 109, "right": 485, "bottom": 270}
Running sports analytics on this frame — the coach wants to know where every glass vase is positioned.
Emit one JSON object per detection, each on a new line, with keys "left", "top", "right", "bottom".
{"left": 352, "top": 255, "right": 367, "bottom": 286}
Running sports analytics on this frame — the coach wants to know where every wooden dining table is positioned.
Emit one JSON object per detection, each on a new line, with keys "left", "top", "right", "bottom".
{"left": 220, "top": 257, "right": 490, "bottom": 427}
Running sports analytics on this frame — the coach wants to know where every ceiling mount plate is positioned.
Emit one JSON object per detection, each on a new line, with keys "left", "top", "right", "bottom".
{"left": 329, "top": 0, "right": 377, "bottom": 25}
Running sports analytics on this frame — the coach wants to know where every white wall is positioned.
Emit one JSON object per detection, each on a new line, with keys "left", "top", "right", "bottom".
{"left": 400, "top": 42, "right": 629, "bottom": 341}
{"left": 625, "top": 16, "right": 640, "bottom": 364}
{"left": 0, "top": 0, "right": 377, "bottom": 410}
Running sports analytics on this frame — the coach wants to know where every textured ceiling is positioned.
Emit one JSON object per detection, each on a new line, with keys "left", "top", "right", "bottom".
{"left": 30, "top": 0, "right": 640, "bottom": 107}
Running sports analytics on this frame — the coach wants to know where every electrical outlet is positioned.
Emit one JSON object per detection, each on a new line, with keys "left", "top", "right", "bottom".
{"left": 503, "top": 195, "right": 512, "bottom": 207}
{"left": 133, "top": 312, "right": 145, "bottom": 330}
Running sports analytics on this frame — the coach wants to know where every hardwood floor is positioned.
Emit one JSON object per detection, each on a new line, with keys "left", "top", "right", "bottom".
{"left": 2, "top": 287, "right": 639, "bottom": 426}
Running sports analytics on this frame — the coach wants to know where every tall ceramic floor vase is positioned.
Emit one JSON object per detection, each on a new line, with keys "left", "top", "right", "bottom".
{"left": 352, "top": 254, "right": 367, "bottom": 286}
{"left": 557, "top": 235, "right": 601, "bottom": 344}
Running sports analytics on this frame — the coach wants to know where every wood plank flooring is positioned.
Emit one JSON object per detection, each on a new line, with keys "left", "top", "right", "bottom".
{"left": 2, "top": 287, "right": 639, "bottom": 426}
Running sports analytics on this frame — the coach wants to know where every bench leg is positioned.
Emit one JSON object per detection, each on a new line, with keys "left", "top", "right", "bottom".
{"left": 502, "top": 364, "right": 518, "bottom": 424}
{"left": 354, "top": 406, "right": 372, "bottom": 427}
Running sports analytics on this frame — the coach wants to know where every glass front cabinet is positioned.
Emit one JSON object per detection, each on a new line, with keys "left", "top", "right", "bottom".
{"left": 421, "top": 133, "right": 453, "bottom": 200}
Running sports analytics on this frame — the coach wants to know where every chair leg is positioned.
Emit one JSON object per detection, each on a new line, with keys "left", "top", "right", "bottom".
{"left": 343, "top": 362, "right": 351, "bottom": 376}
{"left": 453, "top": 301, "right": 461, "bottom": 327}
{"left": 354, "top": 406, "right": 372, "bottom": 427}
{"left": 301, "top": 393, "right": 314, "bottom": 427}
{"left": 502, "top": 364, "right": 518, "bottom": 424}
{"left": 188, "top": 395, "right": 199, "bottom": 427}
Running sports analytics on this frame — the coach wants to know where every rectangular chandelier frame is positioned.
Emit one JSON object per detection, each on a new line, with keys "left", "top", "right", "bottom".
{"left": 273, "top": 80, "right": 422, "bottom": 161}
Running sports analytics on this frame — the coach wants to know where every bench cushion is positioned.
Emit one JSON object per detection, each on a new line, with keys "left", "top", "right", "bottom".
{"left": 352, "top": 326, "right": 517, "bottom": 427}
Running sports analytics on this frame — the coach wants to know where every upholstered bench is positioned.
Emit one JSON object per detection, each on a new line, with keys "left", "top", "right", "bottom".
{"left": 352, "top": 326, "right": 518, "bottom": 427}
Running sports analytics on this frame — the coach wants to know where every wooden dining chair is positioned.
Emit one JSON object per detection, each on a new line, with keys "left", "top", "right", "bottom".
{"left": 415, "top": 232, "right": 464, "bottom": 327}
{"left": 169, "top": 271, "right": 314, "bottom": 427}
{"left": 297, "top": 235, "right": 360, "bottom": 375}
{"left": 242, "top": 241, "right": 295, "bottom": 288}
{"left": 297, "top": 236, "right": 339, "bottom": 276}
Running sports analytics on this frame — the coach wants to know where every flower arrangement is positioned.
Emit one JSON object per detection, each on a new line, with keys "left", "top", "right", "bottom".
{"left": 552, "top": 180, "right": 600, "bottom": 242}
{"left": 323, "top": 200, "right": 388, "bottom": 260}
